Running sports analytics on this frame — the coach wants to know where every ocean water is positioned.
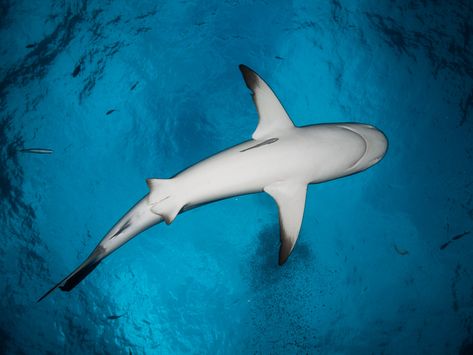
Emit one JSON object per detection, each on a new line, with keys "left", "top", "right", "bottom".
{"left": 1, "top": 0, "right": 472, "bottom": 353}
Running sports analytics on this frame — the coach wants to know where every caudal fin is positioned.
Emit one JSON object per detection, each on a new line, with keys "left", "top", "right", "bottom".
{"left": 37, "top": 246, "right": 104, "bottom": 302}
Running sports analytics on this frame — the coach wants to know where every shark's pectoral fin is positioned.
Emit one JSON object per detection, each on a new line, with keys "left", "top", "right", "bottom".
{"left": 264, "top": 181, "right": 307, "bottom": 265}
{"left": 239, "top": 65, "right": 295, "bottom": 140}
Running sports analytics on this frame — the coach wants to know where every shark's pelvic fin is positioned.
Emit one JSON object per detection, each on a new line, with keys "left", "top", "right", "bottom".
{"left": 239, "top": 64, "right": 295, "bottom": 140}
{"left": 264, "top": 181, "right": 307, "bottom": 265}
{"left": 150, "top": 198, "right": 183, "bottom": 225}
{"left": 146, "top": 178, "right": 183, "bottom": 224}
{"left": 146, "top": 179, "right": 173, "bottom": 204}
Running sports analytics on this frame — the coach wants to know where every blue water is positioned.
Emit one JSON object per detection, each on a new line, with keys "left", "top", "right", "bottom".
{"left": 1, "top": 1, "right": 473, "bottom": 353}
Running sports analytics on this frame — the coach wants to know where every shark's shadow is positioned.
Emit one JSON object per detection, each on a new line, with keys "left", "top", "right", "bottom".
{"left": 246, "top": 223, "right": 313, "bottom": 292}
{"left": 239, "top": 224, "right": 320, "bottom": 352}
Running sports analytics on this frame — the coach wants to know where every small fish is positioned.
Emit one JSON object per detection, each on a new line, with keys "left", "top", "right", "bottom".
{"left": 106, "top": 109, "right": 117, "bottom": 115}
{"left": 72, "top": 64, "right": 81, "bottom": 77}
{"left": 107, "top": 313, "right": 126, "bottom": 320}
{"left": 393, "top": 244, "right": 409, "bottom": 256}
{"left": 25, "top": 43, "right": 36, "bottom": 49}
{"left": 275, "top": 56, "right": 284, "bottom": 60}
{"left": 440, "top": 241, "right": 450, "bottom": 250}
{"left": 130, "top": 81, "right": 139, "bottom": 91}
{"left": 135, "top": 27, "right": 152, "bottom": 34}
{"left": 451, "top": 231, "right": 470, "bottom": 240}
{"left": 19, "top": 148, "right": 53, "bottom": 154}
{"left": 440, "top": 231, "right": 470, "bottom": 250}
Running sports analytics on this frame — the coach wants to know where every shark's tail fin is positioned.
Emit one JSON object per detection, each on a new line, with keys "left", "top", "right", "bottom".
{"left": 37, "top": 246, "right": 105, "bottom": 302}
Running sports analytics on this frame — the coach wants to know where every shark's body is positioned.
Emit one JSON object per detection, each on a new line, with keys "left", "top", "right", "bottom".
{"left": 39, "top": 65, "right": 387, "bottom": 301}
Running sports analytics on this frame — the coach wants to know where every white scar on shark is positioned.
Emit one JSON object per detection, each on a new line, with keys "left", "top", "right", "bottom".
{"left": 38, "top": 65, "right": 388, "bottom": 301}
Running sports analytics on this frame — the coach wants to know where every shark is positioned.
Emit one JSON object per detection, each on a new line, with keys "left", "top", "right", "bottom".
{"left": 38, "top": 65, "right": 388, "bottom": 302}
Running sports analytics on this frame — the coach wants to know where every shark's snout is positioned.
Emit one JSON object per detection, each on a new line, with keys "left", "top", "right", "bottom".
{"left": 340, "top": 123, "right": 388, "bottom": 170}
{"left": 357, "top": 125, "right": 388, "bottom": 166}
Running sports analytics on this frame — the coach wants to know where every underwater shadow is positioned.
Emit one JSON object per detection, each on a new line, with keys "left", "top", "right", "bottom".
{"left": 246, "top": 224, "right": 312, "bottom": 291}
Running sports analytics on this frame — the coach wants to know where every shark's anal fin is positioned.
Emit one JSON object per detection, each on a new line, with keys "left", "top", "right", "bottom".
{"left": 239, "top": 65, "right": 295, "bottom": 140}
{"left": 146, "top": 178, "right": 183, "bottom": 224}
{"left": 264, "top": 181, "right": 307, "bottom": 265}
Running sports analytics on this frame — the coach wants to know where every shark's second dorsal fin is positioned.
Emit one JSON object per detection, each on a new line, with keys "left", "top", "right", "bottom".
{"left": 239, "top": 65, "right": 295, "bottom": 140}
{"left": 264, "top": 181, "right": 307, "bottom": 265}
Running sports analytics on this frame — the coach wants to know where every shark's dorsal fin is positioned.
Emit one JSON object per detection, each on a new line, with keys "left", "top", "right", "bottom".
{"left": 239, "top": 65, "right": 295, "bottom": 140}
{"left": 264, "top": 181, "right": 307, "bottom": 265}
{"left": 146, "top": 178, "right": 183, "bottom": 224}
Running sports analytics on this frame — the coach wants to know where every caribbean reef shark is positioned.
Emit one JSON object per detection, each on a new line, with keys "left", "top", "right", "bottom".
{"left": 38, "top": 65, "right": 388, "bottom": 301}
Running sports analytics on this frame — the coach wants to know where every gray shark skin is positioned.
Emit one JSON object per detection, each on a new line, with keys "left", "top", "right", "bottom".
{"left": 38, "top": 65, "right": 387, "bottom": 302}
